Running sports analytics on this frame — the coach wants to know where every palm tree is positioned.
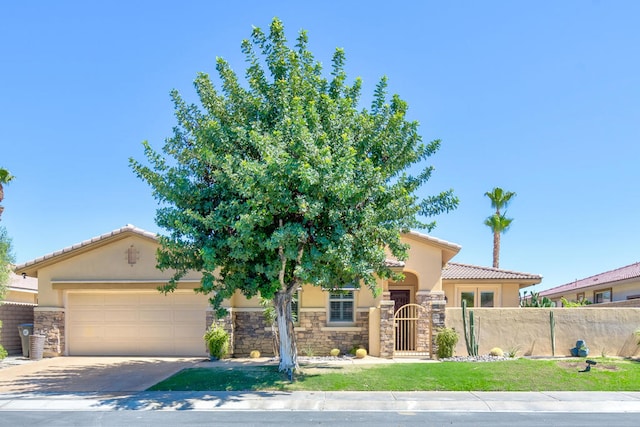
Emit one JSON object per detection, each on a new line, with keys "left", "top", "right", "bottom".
{"left": 0, "top": 168, "right": 14, "bottom": 220}
{"left": 484, "top": 187, "right": 516, "bottom": 268}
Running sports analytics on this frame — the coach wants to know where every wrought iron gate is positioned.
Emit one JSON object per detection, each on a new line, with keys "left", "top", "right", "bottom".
{"left": 393, "top": 303, "right": 431, "bottom": 357}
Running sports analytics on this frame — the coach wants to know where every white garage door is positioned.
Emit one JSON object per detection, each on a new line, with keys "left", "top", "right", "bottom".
{"left": 67, "top": 291, "right": 209, "bottom": 356}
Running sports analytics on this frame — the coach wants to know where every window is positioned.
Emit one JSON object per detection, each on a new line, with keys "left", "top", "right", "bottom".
{"left": 457, "top": 286, "right": 500, "bottom": 307}
{"left": 594, "top": 288, "right": 612, "bottom": 304}
{"left": 329, "top": 290, "right": 354, "bottom": 322}
{"left": 480, "top": 291, "right": 494, "bottom": 307}
{"left": 461, "top": 291, "right": 475, "bottom": 307}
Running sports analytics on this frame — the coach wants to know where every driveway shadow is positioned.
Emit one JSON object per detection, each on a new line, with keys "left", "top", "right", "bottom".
{"left": 0, "top": 357, "right": 203, "bottom": 393}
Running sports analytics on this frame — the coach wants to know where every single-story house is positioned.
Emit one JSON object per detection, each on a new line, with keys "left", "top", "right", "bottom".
{"left": 0, "top": 271, "right": 38, "bottom": 354}
{"left": 540, "top": 262, "right": 640, "bottom": 307}
{"left": 15, "top": 224, "right": 541, "bottom": 358}
{"left": 442, "top": 263, "right": 542, "bottom": 307}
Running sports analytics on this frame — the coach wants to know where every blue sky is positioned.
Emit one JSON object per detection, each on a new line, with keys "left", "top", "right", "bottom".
{"left": 1, "top": 1, "right": 638, "bottom": 292}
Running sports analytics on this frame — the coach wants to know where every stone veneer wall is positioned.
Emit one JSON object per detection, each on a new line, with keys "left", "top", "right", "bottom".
{"left": 295, "top": 310, "right": 369, "bottom": 356}
{"left": 0, "top": 303, "right": 36, "bottom": 354}
{"left": 228, "top": 309, "right": 370, "bottom": 357}
{"left": 33, "top": 308, "right": 65, "bottom": 357}
{"left": 233, "top": 311, "right": 276, "bottom": 357}
{"left": 378, "top": 297, "right": 395, "bottom": 358}
{"left": 417, "top": 290, "right": 446, "bottom": 358}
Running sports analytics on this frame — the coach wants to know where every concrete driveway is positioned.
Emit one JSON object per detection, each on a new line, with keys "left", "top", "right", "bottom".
{"left": 0, "top": 357, "right": 203, "bottom": 393}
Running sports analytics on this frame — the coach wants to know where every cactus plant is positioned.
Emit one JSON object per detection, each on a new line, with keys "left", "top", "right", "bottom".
{"left": 355, "top": 348, "right": 367, "bottom": 358}
{"left": 249, "top": 350, "right": 261, "bottom": 358}
{"left": 461, "top": 300, "right": 478, "bottom": 356}
{"left": 489, "top": 347, "right": 504, "bottom": 357}
{"left": 330, "top": 348, "right": 340, "bottom": 357}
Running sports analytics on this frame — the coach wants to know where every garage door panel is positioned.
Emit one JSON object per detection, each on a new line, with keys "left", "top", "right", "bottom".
{"left": 173, "top": 309, "right": 202, "bottom": 322}
{"left": 67, "top": 291, "right": 209, "bottom": 356}
{"left": 174, "top": 324, "right": 205, "bottom": 338}
{"left": 138, "top": 293, "right": 171, "bottom": 305}
{"left": 70, "top": 310, "right": 105, "bottom": 322}
{"left": 70, "top": 294, "right": 105, "bottom": 305}
{"left": 103, "top": 294, "right": 139, "bottom": 306}
{"left": 104, "top": 326, "right": 138, "bottom": 338}
{"left": 138, "top": 309, "right": 173, "bottom": 322}
{"left": 104, "top": 310, "right": 140, "bottom": 322}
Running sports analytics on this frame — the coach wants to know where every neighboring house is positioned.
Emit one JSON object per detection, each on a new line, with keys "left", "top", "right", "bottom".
{"left": 540, "top": 262, "right": 640, "bottom": 307}
{"left": 15, "top": 224, "right": 541, "bottom": 359}
{"left": 442, "top": 263, "right": 542, "bottom": 308}
{"left": 1, "top": 271, "right": 38, "bottom": 354}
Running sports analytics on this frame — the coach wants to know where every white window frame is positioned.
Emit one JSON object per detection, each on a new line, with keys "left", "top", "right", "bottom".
{"left": 455, "top": 285, "right": 501, "bottom": 308}
{"left": 327, "top": 289, "right": 356, "bottom": 325}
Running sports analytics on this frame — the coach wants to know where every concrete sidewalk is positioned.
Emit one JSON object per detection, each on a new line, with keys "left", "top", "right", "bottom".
{"left": 1, "top": 390, "right": 640, "bottom": 412}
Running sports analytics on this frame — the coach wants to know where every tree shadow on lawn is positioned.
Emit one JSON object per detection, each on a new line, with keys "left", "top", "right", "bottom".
{"left": 93, "top": 364, "right": 338, "bottom": 410}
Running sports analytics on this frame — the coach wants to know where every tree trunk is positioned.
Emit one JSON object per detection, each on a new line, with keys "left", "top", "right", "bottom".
{"left": 492, "top": 231, "right": 500, "bottom": 268}
{"left": 274, "top": 290, "right": 299, "bottom": 373}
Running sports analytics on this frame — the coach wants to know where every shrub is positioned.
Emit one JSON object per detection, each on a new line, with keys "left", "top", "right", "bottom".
{"left": 435, "top": 327, "right": 459, "bottom": 359}
{"left": 0, "top": 345, "right": 6, "bottom": 360}
{"left": 330, "top": 348, "right": 340, "bottom": 357}
{"left": 507, "top": 345, "right": 520, "bottom": 358}
{"left": 249, "top": 350, "right": 261, "bottom": 358}
{"left": 355, "top": 348, "right": 367, "bottom": 359}
{"left": 204, "top": 323, "right": 229, "bottom": 360}
{"left": 489, "top": 347, "right": 504, "bottom": 357}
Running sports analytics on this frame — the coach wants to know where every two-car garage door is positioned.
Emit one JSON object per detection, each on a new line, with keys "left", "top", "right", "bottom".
{"left": 67, "top": 291, "right": 209, "bottom": 356}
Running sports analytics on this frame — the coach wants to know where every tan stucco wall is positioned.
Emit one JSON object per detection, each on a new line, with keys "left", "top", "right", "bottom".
{"left": 400, "top": 234, "right": 443, "bottom": 292}
{"left": 37, "top": 235, "right": 203, "bottom": 307}
{"left": 446, "top": 307, "right": 640, "bottom": 358}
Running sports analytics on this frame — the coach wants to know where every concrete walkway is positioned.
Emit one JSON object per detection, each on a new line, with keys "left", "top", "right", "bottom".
{"left": 1, "top": 390, "right": 640, "bottom": 412}
{"left": 1, "top": 355, "right": 639, "bottom": 412}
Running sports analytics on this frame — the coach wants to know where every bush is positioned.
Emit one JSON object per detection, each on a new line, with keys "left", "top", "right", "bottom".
{"left": 204, "top": 323, "right": 229, "bottom": 360}
{"left": 0, "top": 345, "right": 7, "bottom": 360}
{"left": 489, "top": 347, "right": 504, "bottom": 357}
{"left": 330, "top": 348, "right": 340, "bottom": 357}
{"left": 435, "top": 327, "right": 459, "bottom": 359}
{"left": 249, "top": 350, "right": 261, "bottom": 358}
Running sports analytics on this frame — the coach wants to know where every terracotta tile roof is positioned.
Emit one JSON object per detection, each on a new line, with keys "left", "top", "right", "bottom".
{"left": 384, "top": 259, "right": 406, "bottom": 268}
{"left": 15, "top": 224, "right": 157, "bottom": 274}
{"left": 540, "top": 262, "right": 640, "bottom": 296}
{"left": 442, "top": 262, "right": 542, "bottom": 281}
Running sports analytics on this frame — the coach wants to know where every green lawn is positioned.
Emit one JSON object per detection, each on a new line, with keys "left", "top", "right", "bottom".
{"left": 148, "top": 357, "right": 640, "bottom": 392}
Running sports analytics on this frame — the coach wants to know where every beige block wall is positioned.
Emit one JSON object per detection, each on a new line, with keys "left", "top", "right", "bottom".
{"left": 5, "top": 289, "right": 37, "bottom": 304}
{"left": 446, "top": 307, "right": 640, "bottom": 358}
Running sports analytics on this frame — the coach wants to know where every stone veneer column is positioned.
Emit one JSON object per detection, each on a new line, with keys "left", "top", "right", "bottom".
{"left": 33, "top": 307, "right": 65, "bottom": 357}
{"left": 416, "top": 290, "right": 446, "bottom": 359}
{"left": 378, "top": 292, "right": 395, "bottom": 358}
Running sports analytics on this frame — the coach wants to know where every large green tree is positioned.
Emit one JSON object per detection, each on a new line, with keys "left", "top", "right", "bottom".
{"left": 131, "top": 18, "right": 457, "bottom": 373}
{"left": 484, "top": 187, "right": 516, "bottom": 268}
